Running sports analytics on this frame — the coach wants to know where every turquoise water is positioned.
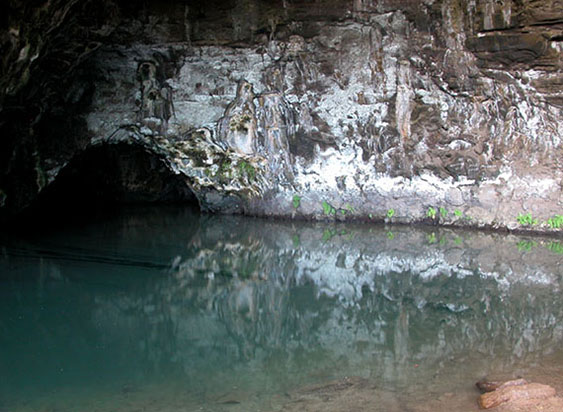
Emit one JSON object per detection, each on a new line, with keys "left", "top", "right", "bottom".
{"left": 1, "top": 207, "right": 563, "bottom": 411}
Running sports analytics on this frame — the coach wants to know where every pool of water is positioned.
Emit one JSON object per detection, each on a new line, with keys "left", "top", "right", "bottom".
{"left": 1, "top": 206, "right": 563, "bottom": 411}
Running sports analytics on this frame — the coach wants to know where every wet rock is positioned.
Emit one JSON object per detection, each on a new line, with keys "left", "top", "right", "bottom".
{"left": 476, "top": 378, "right": 528, "bottom": 393}
{"left": 478, "top": 379, "right": 557, "bottom": 409}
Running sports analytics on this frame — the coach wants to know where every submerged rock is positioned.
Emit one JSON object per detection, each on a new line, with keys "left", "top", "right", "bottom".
{"left": 478, "top": 379, "right": 559, "bottom": 410}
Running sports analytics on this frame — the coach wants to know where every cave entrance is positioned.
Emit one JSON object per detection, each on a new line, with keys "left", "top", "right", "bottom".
{"left": 28, "top": 143, "right": 199, "bottom": 223}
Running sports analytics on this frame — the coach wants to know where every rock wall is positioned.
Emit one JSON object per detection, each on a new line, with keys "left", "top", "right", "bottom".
{"left": 1, "top": 0, "right": 562, "bottom": 230}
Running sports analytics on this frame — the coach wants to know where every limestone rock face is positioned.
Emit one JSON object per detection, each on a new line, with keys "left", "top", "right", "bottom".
{"left": 1, "top": 0, "right": 562, "bottom": 229}
{"left": 218, "top": 80, "right": 259, "bottom": 156}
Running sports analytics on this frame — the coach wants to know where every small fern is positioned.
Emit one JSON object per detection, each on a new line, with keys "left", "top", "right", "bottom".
{"left": 516, "top": 213, "right": 538, "bottom": 226}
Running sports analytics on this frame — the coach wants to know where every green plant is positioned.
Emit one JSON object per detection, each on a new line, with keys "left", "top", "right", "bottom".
{"left": 387, "top": 209, "right": 395, "bottom": 219}
{"left": 292, "top": 194, "right": 301, "bottom": 209}
{"left": 516, "top": 212, "right": 538, "bottom": 226}
{"left": 339, "top": 204, "right": 355, "bottom": 216}
{"left": 386, "top": 231, "right": 394, "bottom": 240}
{"left": 322, "top": 201, "right": 336, "bottom": 216}
{"left": 219, "top": 159, "right": 232, "bottom": 178}
{"left": 439, "top": 207, "right": 448, "bottom": 218}
{"left": 427, "top": 207, "right": 437, "bottom": 219}
{"left": 369, "top": 213, "right": 374, "bottom": 220}
{"left": 344, "top": 203, "right": 355, "bottom": 213}
{"left": 546, "top": 215, "right": 563, "bottom": 229}
{"left": 454, "top": 209, "right": 463, "bottom": 218}
{"left": 427, "top": 232, "right": 437, "bottom": 244}
{"left": 238, "top": 160, "right": 256, "bottom": 180}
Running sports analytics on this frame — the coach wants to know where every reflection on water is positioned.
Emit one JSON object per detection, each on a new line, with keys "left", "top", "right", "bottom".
{"left": 1, "top": 206, "right": 562, "bottom": 411}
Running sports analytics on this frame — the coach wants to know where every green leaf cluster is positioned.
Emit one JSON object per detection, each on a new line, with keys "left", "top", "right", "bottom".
{"left": 439, "top": 207, "right": 448, "bottom": 218}
{"left": 219, "top": 159, "right": 232, "bottom": 176}
{"left": 238, "top": 160, "right": 256, "bottom": 180}
{"left": 516, "top": 212, "right": 538, "bottom": 226}
{"left": 322, "top": 201, "right": 336, "bottom": 216}
{"left": 340, "top": 203, "right": 355, "bottom": 215}
{"left": 546, "top": 215, "right": 563, "bottom": 229}
{"left": 427, "top": 207, "right": 437, "bottom": 219}
{"left": 386, "top": 209, "right": 395, "bottom": 218}
{"left": 292, "top": 194, "right": 301, "bottom": 209}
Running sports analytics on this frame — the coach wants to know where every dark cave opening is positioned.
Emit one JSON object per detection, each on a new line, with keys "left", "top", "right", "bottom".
{"left": 21, "top": 143, "right": 200, "bottom": 227}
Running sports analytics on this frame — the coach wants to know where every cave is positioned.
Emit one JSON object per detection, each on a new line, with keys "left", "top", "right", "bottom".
{"left": 23, "top": 142, "right": 199, "bottom": 225}
{"left": 2, "top": 1, "right": 563, "bottom": 411}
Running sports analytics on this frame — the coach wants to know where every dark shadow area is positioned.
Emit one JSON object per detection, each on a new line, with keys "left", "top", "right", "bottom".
{"left": 12, "top": 143, "right": 200, "bottom": 231}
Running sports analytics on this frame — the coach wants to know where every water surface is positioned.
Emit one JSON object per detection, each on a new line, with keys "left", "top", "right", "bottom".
{"left": 1, "top": 207, "right": 563, "bottom": 411}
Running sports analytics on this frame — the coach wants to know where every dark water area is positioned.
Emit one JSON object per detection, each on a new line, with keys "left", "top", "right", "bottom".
{"left": 1, "top": 206, "right": 563, "bottom": 411}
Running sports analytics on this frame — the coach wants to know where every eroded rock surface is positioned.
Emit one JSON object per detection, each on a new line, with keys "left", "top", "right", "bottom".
{"left": 1, "top": 0, "right": 562, "bottom": 229}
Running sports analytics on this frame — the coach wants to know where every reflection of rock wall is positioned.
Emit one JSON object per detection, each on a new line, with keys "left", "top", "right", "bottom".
{"left": 3, "top": 209, "right": 563, "bottom": 396}
{"left": 74, "top": 213, "right": 563, "bottom": 388}
{"left": 161, "top": 219, "right": 563, "bottom": 385}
